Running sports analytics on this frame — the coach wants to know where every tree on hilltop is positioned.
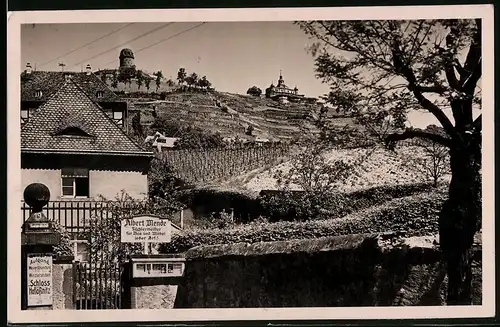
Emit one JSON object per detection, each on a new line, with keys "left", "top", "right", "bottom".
{"left": 153, "top": 71, "right": 163, "bottom": 92}
{"left": 247, "top": 86, "right": 262, "bottom": 97}
{"left": 111, "top": 71, "right": 119, "bottom": 89}
{"left": 136, "top": 70, "right": 144, "bottom": 91}
{"left": 185, "top": 72, "right": 199, "bottom": 88}
{"left": 297, "top": 19, "right": 482, "bottom": 304}
{"left": 145, "top": 77, "right": 151, "bottom": 93}
{"left": 197, "top": 76, "right": 212, "bottom": 90}
{"left": 177, "top": 68, "right": 187, "bottom": 85}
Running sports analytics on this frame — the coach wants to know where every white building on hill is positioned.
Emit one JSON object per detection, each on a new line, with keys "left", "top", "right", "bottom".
{"left": 145, "top": 132, "right": 179, "bottom": 151}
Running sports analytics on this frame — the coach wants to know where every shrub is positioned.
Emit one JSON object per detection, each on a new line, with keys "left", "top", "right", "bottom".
{"left": 159, "top": 189, "right": 447, "bottom": 254}
{"left": 259, "top": 182, "right": 439, "bottom": 222}
{"left": 52, "top": 221, "right": 73, "bottom": 257}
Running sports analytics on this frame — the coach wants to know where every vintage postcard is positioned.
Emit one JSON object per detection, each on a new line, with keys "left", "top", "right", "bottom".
{"left": 7, "top": 4, "right": 495, "bottom": 324}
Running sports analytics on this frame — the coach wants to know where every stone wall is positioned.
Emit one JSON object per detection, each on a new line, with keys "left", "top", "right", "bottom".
{"left": 171, "top": 233, "right": 482, "bottom": 308}
{"left": 52, "top": 257, "right": 74, "bottom": 310}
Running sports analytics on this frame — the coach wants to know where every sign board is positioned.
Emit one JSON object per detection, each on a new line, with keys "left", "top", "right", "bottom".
{"left": 131, "top": 258, "right": 185, "bottom": 278}
{"left": 27, "top": 254, "right": 52, "bottom": 307}
{"left": 121, "top": 216, "right": 172, "bottom": 243}
{"left": 29, "top": 222, "right": 49, "bottom": 229}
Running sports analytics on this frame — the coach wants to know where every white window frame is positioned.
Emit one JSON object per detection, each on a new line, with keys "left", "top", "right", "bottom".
{"left": 21, "top": 109, "right": 29, "bottom": 124}
{"left": 113, "top": 110, "right": 124, "bottom": 127}
{"left": 96, "top": 91, "right": 104, "bottom": 98}
{"left": 34, "top": 90, "right": 43, "bottom": 98}
{"left": 61, "top": 168, "right": 90, "bottom": 198}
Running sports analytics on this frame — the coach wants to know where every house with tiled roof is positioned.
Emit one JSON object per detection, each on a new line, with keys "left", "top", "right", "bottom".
{"left": 21, "top": 76, "right": 154, "bottom": 201}
{"left": 21, "top": 63, "right": 128, "bottom": 130}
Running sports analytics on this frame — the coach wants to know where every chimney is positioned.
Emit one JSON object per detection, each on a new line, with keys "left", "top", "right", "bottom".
{"left": 85, "top": 64, "right": 92, "bottom": 75}
{"left": 25, "top": 63, "right": 32, "bottom": 74}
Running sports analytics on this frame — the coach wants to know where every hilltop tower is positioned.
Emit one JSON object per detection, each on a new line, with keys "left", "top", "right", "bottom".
{"left": 119, "top": 48, "right": 135, "bottom": 69}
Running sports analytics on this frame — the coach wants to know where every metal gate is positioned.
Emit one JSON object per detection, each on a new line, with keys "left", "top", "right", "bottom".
{"left": 67, "top": 201, "right": 132, "bottom": 310}
{"left": 73, "top": 261, "right": 124, "bottom": 309}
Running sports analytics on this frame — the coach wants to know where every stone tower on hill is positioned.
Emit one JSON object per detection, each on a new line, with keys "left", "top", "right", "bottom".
{"left": 119, "top": 48, "right": 135, "bottom": 69}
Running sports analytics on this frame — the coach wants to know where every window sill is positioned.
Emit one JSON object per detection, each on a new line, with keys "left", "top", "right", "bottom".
{"left": 60, "top": 196, "right": 91, "bottom": 200}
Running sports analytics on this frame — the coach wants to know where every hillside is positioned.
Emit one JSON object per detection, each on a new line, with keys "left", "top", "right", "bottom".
{"left": 224, "top": 145, "right": 451, "bottom": 193}
{"left": 123, "top": 89, "right": 355, "bottom": 142}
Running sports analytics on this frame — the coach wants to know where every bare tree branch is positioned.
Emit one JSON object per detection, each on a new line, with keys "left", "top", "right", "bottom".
{"left": 385, "top": 128, "right": 452, "bottom": 147}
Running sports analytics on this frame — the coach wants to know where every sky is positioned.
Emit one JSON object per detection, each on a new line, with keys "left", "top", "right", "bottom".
{"left": 21, "top": 22, "right": 462, "bottom": 129}
{"left": 21, "top": 22, "right": 331, "bottom": 98}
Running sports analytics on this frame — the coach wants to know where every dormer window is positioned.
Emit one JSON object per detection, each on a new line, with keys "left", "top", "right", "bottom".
{"left": 34, "top": 90, "right": 43, "bottom": 98}
{"left": 21, "top": 109, "right": 29, "bottom": 124}
{"left": 113, "top": 110, "right": 123, "bottom": 127}
{"left": 53, "top": 125, "right": 93, "bottom": 138}
{"left": 96, "top": 91, "right": 104, "bottom": 98}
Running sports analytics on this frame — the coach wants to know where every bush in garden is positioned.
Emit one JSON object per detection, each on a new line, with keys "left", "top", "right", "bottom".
{"left": 159, "top": 189, "right": 447, "bottom": 254}
{"left": 84, "top": 191, "right": 183, "bottom": 264}
{"left": 259, "top": 182, "right": 438, "bottom": 222}
{"left": 52, "top": 220, "right": 73, "bottom": 257}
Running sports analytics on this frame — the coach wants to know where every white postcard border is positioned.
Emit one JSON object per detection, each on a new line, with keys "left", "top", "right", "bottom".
{"left": 7, "top": 5, "right": 495, "bottom": 323}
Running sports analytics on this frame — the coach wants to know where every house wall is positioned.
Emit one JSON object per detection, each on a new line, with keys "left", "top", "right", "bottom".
{"left": 22, "top": 168, "right": 62, "bottom": 198}
{"left": 21, "top": 168, "right": 147, "bottom": 201}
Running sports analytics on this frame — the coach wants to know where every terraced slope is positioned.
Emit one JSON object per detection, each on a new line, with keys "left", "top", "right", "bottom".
{"left": 128, "top": 91, "right": 340, "bottom": 141}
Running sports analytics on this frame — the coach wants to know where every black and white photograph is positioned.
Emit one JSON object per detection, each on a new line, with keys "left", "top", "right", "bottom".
{"left": 7, "top": 5, "right": 495, "bottom": 324}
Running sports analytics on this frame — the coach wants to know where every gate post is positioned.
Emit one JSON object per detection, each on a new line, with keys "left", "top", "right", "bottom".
{"left": 21, "top": 183, "right": 61, "bottom": 310}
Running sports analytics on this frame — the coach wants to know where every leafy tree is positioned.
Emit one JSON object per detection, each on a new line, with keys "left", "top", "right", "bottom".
{"left": 166, "top": 79, "right": 175, "bottom": 87}
{"left": 297, "top": 19, "right": 482, "bottom": 304}
{"left": 153, "top": 71, "right": 164, "bottom": 92}
{"left": 272, "top": 141, "right": 359, "bottom": 221}
{"left": 246, "top": 125, "right": 254, "bottom": 136}
{"left": 136, "top": 70, "right": 144, "bottom": 90}
{"left": 247, "top": 86, "right": 262, "bottom": 97}
{"left": 148, "top": 158, "right": 190, "bottom": 203}
{"left": 84, "top": 192, "right": 182, "bottom": 265}
{"left": 197, "top": 76, "right": 212, "bottom": 89}
{"left": 185, "top": 72, "right": 198, "bottom": 88}
{"left": 111, "top": 71, "right": 119, "bottom": 89}
{"left": 131, "top": 112, "right": 144, "bottom": 137}
{"left": 100, "top": 72, "right": 108, "bottom": 84}
{"left": 118, "top": 66, "right": 136, "bottom": 86}
{"left": 177, "top": 68, "right": 187, "bottom": 85}
{"left": 145, "top": 77, "right": 151, "bottom": 92}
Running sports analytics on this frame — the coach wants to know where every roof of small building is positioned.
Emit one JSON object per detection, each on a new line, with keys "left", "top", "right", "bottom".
{"left": 21, "top": 71, "right": 123, "bottom": 103}
{"left": 120, "top": 48, "right": 135, "bottom": 58}
{"left": 21, "top": 79, "right": 152, "bottom": 157}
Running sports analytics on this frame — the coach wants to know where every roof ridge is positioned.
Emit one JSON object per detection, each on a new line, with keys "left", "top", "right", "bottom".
{"left": 21, "top": 78, "right": 73, "bottom": 133}
{"left": 21, "top": 78, "right": 152, "bottom": 156}
{"left": 69, "top": 79, "right": 150, "bottom": 153}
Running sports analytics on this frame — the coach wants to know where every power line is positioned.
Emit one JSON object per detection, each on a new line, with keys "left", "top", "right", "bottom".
{"left": 38, "top": 23, "right": 134, "bottom": 68}
{"left": 70, "top": 22, "right": 175, "bottom": 70}
{"left": 101, "top": 22, "right": 206, "bottom": 67}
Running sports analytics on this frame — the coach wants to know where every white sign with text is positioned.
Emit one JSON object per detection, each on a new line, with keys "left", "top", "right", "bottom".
{"left": 27, "top": 255, "right": 53, "bottom": 307}
{"left": 121, "top": 216, "right": 172, "bottom": 243}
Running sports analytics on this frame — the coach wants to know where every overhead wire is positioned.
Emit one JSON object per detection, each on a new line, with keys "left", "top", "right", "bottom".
{"left": 69, "top": 22, "right": 175, "bottom": 70}
{"left": 100, "top": 22, "right": 206, "bottom": 68}
{"left": 38, "top": 23, "right": 135, "bottom": 68}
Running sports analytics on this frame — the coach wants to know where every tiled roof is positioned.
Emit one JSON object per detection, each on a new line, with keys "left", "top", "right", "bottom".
{"left": 21, "top": 71, "right": 122, "bottom": 103}
{"left": 21, "top": 79, "right": 152, "bottom": 156}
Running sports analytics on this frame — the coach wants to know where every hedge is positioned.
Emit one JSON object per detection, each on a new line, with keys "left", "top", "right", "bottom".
{"left": 159, "top": 189, "right": 448, "bottom": 254}
{"left": 259, "top": 182, "right": 440, "bottom": 222}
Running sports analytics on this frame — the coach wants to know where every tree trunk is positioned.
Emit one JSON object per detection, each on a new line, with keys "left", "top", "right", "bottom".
{"left": 439, "top": 133, "right": 481, "bottom": 305}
